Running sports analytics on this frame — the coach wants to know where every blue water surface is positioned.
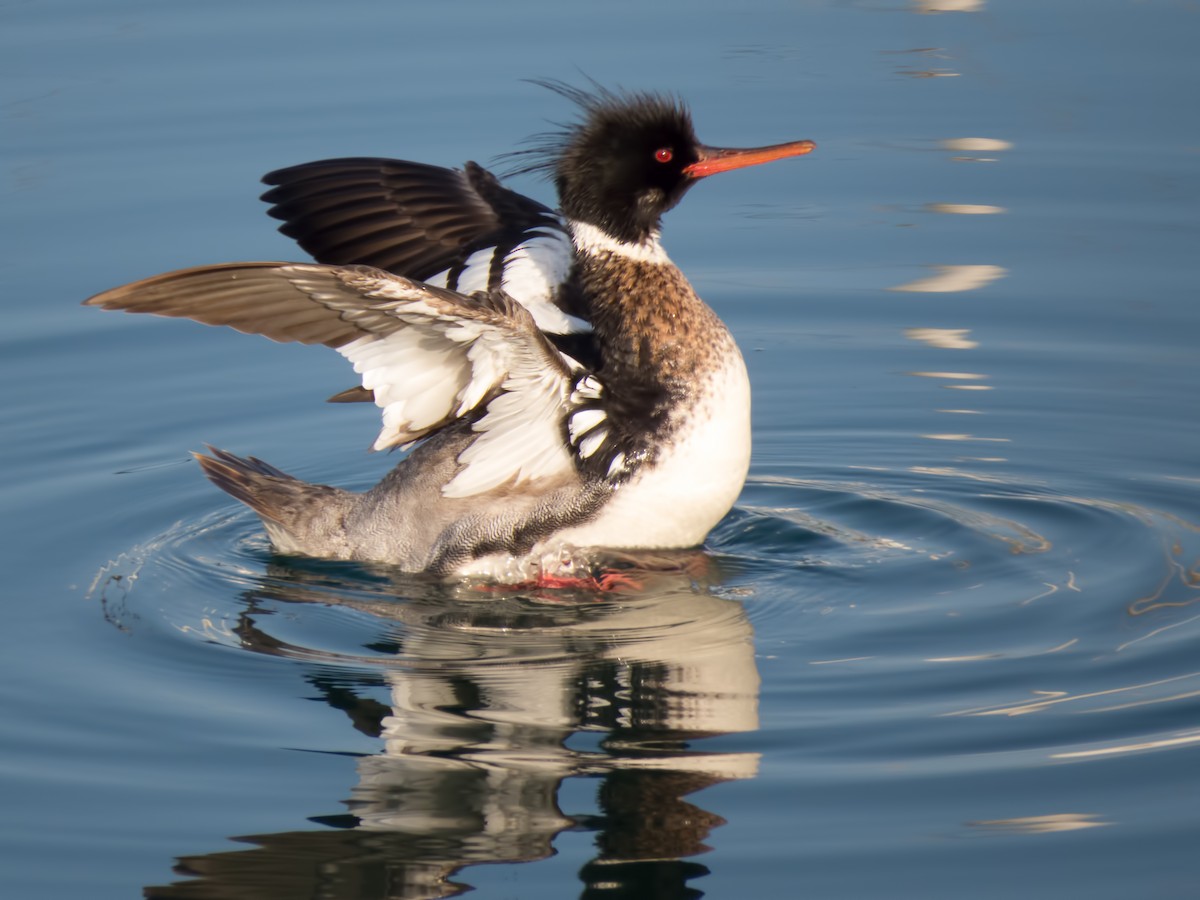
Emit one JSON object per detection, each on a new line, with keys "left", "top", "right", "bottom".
{"left": 3, "top": 1, "right": 1200, "bottom": 897}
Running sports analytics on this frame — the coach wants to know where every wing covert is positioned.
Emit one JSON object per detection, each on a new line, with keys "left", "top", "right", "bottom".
{"left": 261, "top": 158, "right": 585, "bottom": 336}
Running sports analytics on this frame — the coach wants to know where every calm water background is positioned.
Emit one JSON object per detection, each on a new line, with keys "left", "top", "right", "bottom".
{"left": 4, "top": 1, "right": 1200, "bottom": 897}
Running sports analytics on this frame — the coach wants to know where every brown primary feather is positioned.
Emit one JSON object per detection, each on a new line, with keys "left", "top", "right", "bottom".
{"left": 84, "top": 263, "right": 369, "bottom": 348}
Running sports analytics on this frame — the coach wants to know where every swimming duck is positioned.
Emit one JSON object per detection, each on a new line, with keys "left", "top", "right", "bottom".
{"left": 85, "top": 83, "right": 814, "bottom": 581}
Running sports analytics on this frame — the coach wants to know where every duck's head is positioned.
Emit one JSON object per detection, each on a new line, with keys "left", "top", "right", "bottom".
{"left": 510, "top": 82, "right": 815, "bottom": 245}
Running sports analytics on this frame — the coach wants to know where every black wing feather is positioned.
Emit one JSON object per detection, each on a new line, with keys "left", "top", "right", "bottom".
{"left": 261, "top": 158, "right": 561, "bottom": 281}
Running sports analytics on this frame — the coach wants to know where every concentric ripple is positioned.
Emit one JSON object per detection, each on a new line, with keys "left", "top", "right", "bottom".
{"left": 83, "top": 464, "right": 1200, "bottom": 896}
{"left": 90, "top": 469, "right": 1200, "bottom": 692}
{"left": 704, "top": 471, "right": 1200, "bottom": 777}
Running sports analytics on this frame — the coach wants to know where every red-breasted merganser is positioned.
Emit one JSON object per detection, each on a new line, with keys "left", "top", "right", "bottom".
{"left": 85, "top": 83, "right": 815, "bottom": 582}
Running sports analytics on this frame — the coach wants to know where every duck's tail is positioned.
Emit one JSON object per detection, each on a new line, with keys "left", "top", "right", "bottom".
{"left": 194, "top": 446, "right": 353, "bottom": 556}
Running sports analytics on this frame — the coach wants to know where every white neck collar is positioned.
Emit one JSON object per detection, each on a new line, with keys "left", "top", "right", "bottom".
{"left": 568, "top": 220, "right": 671, "bottom": 265}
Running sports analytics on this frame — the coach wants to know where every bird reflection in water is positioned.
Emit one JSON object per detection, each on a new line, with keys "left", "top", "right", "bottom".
{"left": 145, "top": 553, "right": 761, "bottom": 899}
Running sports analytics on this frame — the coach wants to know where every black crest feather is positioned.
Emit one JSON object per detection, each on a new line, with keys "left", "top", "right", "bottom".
{"left": 497, "top": 79, "right": 692, "bottom": 179}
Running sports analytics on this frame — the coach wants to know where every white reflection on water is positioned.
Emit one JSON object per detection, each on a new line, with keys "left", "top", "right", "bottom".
{"left": 925, "top": 638, "right": 1078, "bottom": 663}
{"left": 891, "top": 264, "right": 1007, "bottom": 293}
{"left": 908, "top": 371, "right": 988, "bottom": 381}
{"left": 940, "top": 137, "right": 1013, "bottom": 152}
{"left": 909, "top": 466, "right": 1020, "bottom": 485}
{"left": 949, "top": 670, "right": 1200, "bottom": 718}
{"left": 967, "top": 813, "right": 1110, "bottom": 834}
{"left": 908, "top": 371, "right": 993, "bottom": 394}
{"left": 905, "top": 327, "right": 978, "bottom": 349}
{"left": 921, "top": 433, "right": 1010, "bottom": 442}
{"left": 924, "top": 202, "right": 1006, "bottom": 215}
{"left": 1053, "top": 731, "right": 1200, "bottom": 760}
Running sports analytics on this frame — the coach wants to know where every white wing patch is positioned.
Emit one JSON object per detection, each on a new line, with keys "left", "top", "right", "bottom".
{"left": 442, "top": 343, "right": 575, "bottom": 498}
{"left": 564, "top": 376, "right": 623, "bottom": 470}
{"left": 338, "top": 324, "right": 523, "bottom": 456}
{"left": 607, "top": 452, "right": 627, "bottom": 477}
{"left": 577, "top": 429, "right": 608, "bottom": 460}
{"left": 342, "top": 331, "right": 469, "bottom": 449}
{"left": 452, "top": 247, "right": 494, "bottom": 296}
{"left": 318, "top": 267, "right": 586, "bottom": 497}
{"left": 568, "top": 408, "right": 606, "bottom": 441}
{"left": 421, "top": 228, "right": 587, "bottom": 336}
{"left": 502, "top": 230, "right": 588, "bottom": 335}
{"left": 571, "top": 375, "right": 603, "bottom": 401}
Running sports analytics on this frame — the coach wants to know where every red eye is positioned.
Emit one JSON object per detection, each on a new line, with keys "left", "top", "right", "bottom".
{"left": 654, "top": 147, "right": 673, "bottom": 163}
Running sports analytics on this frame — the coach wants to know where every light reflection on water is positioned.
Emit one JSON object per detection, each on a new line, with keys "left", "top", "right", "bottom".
{"left": 108, "top": 540, "right": 761, "bottom": 898}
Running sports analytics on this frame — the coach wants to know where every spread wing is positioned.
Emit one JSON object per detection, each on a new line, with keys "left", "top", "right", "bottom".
{"left": 84, "top": 262, "right": 619, "bottom": 497}
{"left": 261, "top": 158, "right": 586, "bottom": 336}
